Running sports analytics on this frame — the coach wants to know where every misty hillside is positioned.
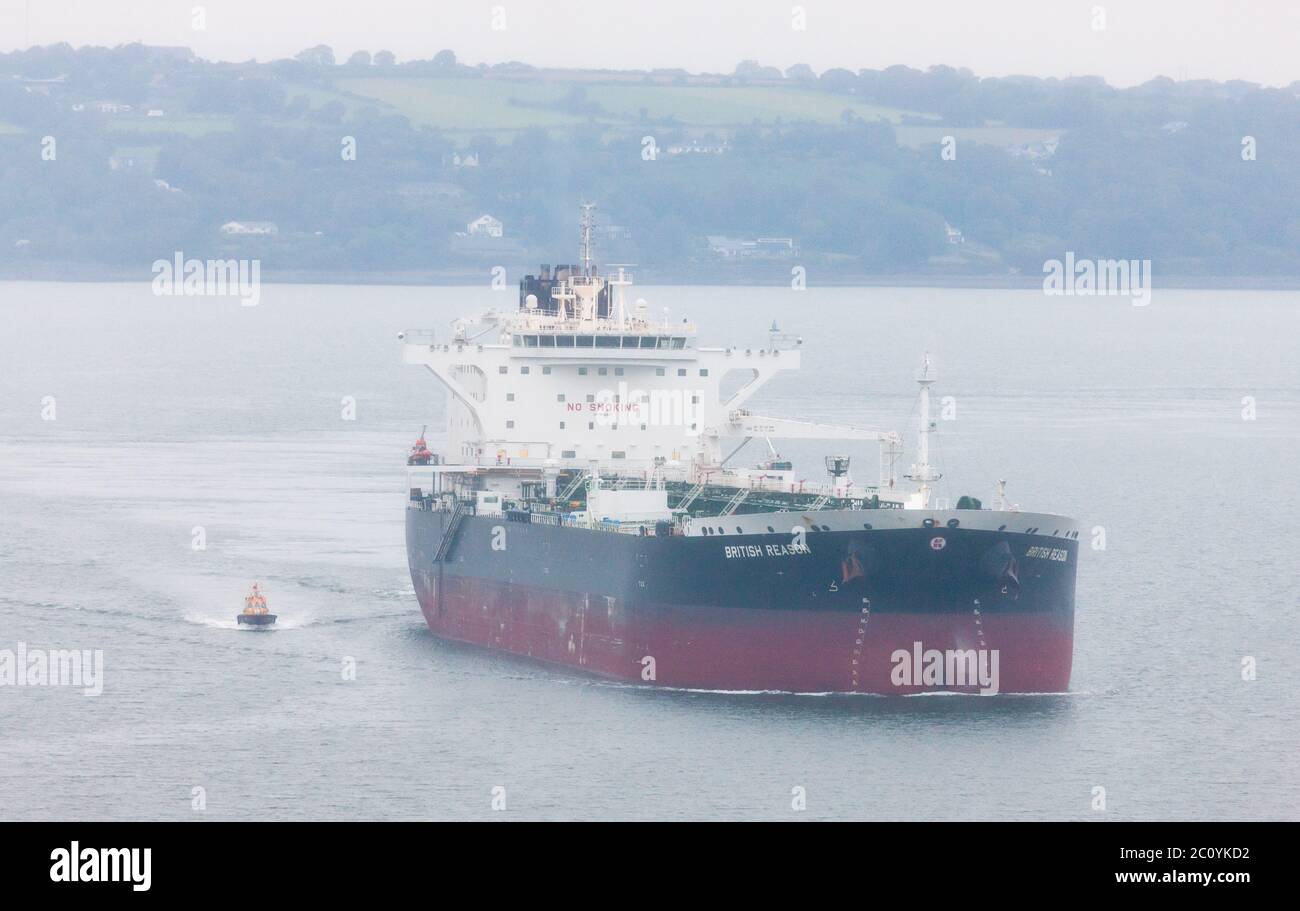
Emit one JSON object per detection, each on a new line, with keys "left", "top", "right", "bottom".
{"left": 3, "top": 43, "right": 1300, "bottom": 281}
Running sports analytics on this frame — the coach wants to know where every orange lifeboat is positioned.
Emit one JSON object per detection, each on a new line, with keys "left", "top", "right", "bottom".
{"left": 407, "top": 424, "right": 433, "bottom": 466}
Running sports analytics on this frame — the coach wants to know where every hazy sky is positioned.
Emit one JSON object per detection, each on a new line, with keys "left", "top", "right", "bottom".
{"left": 2, "top": 0, "right": 1298, "bottom": 87}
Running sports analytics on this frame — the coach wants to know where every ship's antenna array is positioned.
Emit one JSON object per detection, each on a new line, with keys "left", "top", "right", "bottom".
{"left": 579, "top": 201, "right": 596, "bottom": 277}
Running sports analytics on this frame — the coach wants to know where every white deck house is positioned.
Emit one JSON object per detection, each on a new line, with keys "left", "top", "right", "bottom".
{"left": 220, "top": 221, "right": 279, "bottom": 236}
{"left": 467, "top": 215, "right": 503, "bottom": 238}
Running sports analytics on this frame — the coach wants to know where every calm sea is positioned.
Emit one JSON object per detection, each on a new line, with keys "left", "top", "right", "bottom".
{"left": 1, "top": 281, "right": 1297, "bottom": 820}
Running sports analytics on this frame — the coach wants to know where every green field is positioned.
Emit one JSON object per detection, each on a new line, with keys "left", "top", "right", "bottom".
{"left": 334, "top": 76, "right": 936, "bottom": 133}
{"left": 582, "top": 83, "right": 928, "bottom": 125}
{"left": 74, "top": 77, "right": 1065, "bottom": 153}
{"left": 337, "top": 77, "right": 583, "bottom": 129}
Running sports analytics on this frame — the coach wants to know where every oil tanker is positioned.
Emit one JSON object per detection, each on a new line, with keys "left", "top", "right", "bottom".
{"left": 401, "top": 206, "right": 1078, "bottom": 694}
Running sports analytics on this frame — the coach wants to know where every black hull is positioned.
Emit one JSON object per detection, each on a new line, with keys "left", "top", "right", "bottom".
{"left": 405, "top": 506, "right": 1078, "bottom": 693}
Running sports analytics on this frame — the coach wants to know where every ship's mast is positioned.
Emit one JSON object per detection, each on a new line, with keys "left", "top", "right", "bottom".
{"left": 906, "top": 352, "right": 942, "bottom": 507}
{"left": 579, "top": 202, "right": 596, "bottom": 278}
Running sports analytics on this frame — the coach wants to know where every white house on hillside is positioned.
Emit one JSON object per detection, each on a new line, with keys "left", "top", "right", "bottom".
{"left": 467, "top": 214, "right": 503, "bottom": 238}
{"left": 221, "top": 221, "right": 279, "bottom": 236}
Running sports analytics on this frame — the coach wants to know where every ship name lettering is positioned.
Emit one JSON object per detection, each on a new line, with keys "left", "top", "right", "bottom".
{"left": 1025, "top": 546, "right": 1069, "bottom": 562}
{"left": 724, "top": 544, "right": 810, "bottom": 559}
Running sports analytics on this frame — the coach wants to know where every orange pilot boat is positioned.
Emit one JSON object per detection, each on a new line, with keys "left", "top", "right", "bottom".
{"left": 236, "top": 582, "right": 277, "bottom": 627}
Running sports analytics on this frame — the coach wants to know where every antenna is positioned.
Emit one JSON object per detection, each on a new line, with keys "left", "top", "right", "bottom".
{"left": 579, "top": 202, "right": 596, "bottom": 277}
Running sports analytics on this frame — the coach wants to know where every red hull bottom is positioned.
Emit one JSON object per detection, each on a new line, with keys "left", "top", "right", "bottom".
{"left": 416, "top": 575, "right": 1073, "bottom": 694}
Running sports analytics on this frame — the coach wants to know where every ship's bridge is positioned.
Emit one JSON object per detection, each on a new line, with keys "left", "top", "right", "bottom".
{"left": 502, "top": 295, "right": 697, "bottom": 353}
{"left": 509, "top": 261, "right": 696, "bottom": 346}
{"left": 508, "top": 328, "right": 694, "bottom": 351}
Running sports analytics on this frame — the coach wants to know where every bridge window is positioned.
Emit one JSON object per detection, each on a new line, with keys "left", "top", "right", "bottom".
{"left": 672, "top": 337, "right": 686, "bottom": 349}
{"left": 595, "top": 336, "right": 619, "bottom": 349}
{"left": 622, "top": 336, "right": 639, "bottom": 348}
{"left": 576, "top": 335, "right": 594, "bottom": 348}
{"left": 556, "top": 336, "right": 575, "bottom": 348}
{"left": 520, "top": 367, "right": 530, "bottom": 375}
{"left": 540, "top": 335, "right": 556, "bottom": 347}
{"left": 641, "top": 337, "right": 658, "bottom": 349}
{"left": 656, "top": 368, "right": 665, "bottom": 376}
{"left": 523, "top": 336, "right": 539, "bottom": 347}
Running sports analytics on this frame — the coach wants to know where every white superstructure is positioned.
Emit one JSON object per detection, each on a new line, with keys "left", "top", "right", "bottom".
{"left": 400, "top": 205, "right": 955, "bottom": 518}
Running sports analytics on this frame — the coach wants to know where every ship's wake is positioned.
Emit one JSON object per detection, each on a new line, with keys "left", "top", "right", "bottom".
{"left": 184, "top": 612, "right": 317, "bottom": 630}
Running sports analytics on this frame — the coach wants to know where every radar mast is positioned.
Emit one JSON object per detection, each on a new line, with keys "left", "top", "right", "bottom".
{"left": 579, "top": 202, "right": 596, "bottom": 278}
